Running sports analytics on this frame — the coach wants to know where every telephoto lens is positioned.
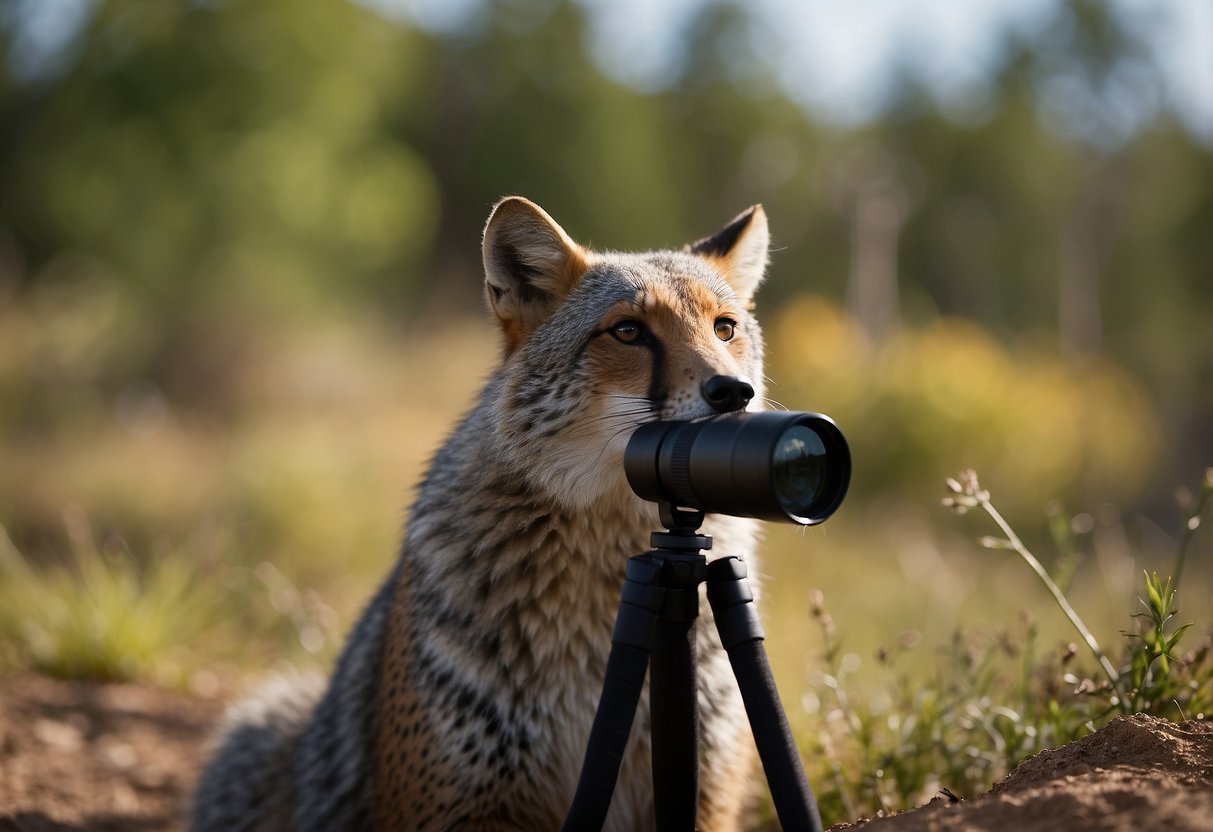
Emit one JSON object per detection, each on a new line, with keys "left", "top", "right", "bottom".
{"left": 624, "top": 412, "right": 850, "bottom": 524}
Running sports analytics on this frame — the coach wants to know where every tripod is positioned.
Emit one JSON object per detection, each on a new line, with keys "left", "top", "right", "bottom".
{"left": 561, "top": 505, "right": 824, "bottom": 832}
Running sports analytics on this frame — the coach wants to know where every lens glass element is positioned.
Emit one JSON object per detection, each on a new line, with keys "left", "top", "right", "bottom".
{"left": 771, "top": 425, "right": 828, "bottom": 518}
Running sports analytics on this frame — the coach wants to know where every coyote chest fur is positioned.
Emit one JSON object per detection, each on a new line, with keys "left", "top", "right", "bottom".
{"left": 193, "top": 197, "right": 774, "bottom": 831}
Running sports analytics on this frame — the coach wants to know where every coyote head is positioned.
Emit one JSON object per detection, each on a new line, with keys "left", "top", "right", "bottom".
{"left": 481, "top": 197, "right": 770, "bottom": 509}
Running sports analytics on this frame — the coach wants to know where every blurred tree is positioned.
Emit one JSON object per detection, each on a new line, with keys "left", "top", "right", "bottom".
{"left": 412, "top": 0, "right": 695, "bottom": 299}
{"left": 1, "top": 0, "right": 442, "bottom": 311}
{"left": 838, "top": 0, "right": 1212, "bottom": 499}
{"left": 655, "top": 1, "right": 844, "bottom": 307}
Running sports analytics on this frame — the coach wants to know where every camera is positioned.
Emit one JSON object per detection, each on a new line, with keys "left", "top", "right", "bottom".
{"left": 624, "top": 411, "right": 850, "bottom": 524}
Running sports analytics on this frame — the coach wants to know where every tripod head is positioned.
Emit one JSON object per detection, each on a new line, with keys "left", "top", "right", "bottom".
{"left": 651, "top": 503, "right": 712, "bottom": 554}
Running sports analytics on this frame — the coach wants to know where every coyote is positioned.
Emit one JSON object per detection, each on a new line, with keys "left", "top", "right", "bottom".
{"left": 193, "top": 197, "right": 773, "bottom": 831}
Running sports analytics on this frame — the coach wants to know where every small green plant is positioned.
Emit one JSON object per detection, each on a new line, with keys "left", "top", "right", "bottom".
{"left": 1123, "top": 571, "right": 1197, "bottom": 715}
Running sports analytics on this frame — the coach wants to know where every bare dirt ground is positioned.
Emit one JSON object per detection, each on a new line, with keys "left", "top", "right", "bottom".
{"left": 832, "top": 713, "right": 1213, "bottom": 832}
{"left": 0, "top": 673, "right": 1209, "bottom": 831}
{"left": 0, "top": 674, "right": 221, "bottom": 831}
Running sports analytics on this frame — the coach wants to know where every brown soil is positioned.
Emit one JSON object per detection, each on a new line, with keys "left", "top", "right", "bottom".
{"left": 0, "top": 674, "right": 221, "bottom": 831}
{"left": 832, "top": 713, "right": 1213, "bottom": 832}
{"left": 0, "top": 673, "right": 1209, "bottom": 831}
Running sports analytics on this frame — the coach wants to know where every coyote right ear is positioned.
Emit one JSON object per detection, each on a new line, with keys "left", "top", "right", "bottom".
{"left": 482, "top": 197, "right": 591, "bottom": 355}
{"left": 688, "top": 205, "right": 769, "bottom": 308}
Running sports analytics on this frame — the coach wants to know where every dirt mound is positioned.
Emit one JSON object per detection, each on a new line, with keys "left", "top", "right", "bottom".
{"left": 1, "top": 674, "right": 1210, "bottom": 831}
{"left": 0, "top": 673, "right": 221, "bottom": 831}
{"left": 835, "top": 714, "right": 1213, "bottom": 832}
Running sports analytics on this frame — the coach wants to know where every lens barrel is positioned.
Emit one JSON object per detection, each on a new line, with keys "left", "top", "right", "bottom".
{"left": 624, "top": 412, "right": 850, "bottom": 525}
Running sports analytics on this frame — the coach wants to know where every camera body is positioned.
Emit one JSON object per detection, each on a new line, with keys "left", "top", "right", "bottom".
{"left": 624, "top": 411, "right": 850, "bottom": 525}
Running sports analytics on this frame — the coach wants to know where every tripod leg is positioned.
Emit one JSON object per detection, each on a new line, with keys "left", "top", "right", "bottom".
{"left": 561, "top": 642, "right": 652, "bottom": 831}
{"left": 561, "top": 557, "right": 666, "bottom": 832}
{"left": 650, "top": 614, "right": 699, "bottom": 832}
{"left": 706, "top": 557, "right": 824, "bottom": 832}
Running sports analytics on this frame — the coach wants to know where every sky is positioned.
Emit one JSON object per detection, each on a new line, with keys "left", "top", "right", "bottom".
{"left": 371, "top": 0, "right": 1213, "bottom": 144}
{"left": 6, "top": 0, "right": 1212, "bottom": 144}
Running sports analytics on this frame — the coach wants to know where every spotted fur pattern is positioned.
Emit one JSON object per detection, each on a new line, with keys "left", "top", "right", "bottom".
{"left": 192, "top": 198, "right": 774, "bottom": 831}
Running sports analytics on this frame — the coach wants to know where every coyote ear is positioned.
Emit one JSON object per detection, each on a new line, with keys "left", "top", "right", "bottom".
{"left": 688, "top": 205, "right": 769, "bottom": 306}
{"left": 482, "top": 196, "right": 591, "bottom": 354}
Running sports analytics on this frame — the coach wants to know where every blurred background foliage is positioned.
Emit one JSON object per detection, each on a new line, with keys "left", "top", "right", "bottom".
{"left": 0, "top": 0, "right": 1211, "bottom": 820}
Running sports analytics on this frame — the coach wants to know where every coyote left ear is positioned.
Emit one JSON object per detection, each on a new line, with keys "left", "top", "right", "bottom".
{"left": 688, "top": 205, "right": 770, "bottom": 306}
{"left": 482, "top": 197, "right": 591, "bottom": 355}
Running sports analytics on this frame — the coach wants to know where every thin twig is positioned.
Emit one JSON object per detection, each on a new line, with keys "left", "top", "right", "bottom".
{"left": 1173, "top": 467, "right": 1213, "bottom": 589}
{"left": 977, "top": 497, "right": 1121, "bottom": 690}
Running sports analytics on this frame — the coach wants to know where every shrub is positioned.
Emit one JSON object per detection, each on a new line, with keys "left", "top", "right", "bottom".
{"left": 793, "top": 468, "right": 1212, "bottom": 827}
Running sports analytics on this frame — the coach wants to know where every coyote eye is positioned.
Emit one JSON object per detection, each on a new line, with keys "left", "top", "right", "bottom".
{"left": 611, "top": 320, "right": 644, "bottom": 344}
{"left": 714, "top": 318, "right": 737, "bottom": 341}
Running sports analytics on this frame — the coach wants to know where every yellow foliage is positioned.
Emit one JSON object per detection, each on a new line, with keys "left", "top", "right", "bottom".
{"left": 770, "top": 297, "right": 1160, "bottom": 509}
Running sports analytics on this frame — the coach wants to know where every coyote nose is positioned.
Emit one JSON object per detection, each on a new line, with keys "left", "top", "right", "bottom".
{"left": 701, "top": 375, "right": 755, "bottom": 413}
